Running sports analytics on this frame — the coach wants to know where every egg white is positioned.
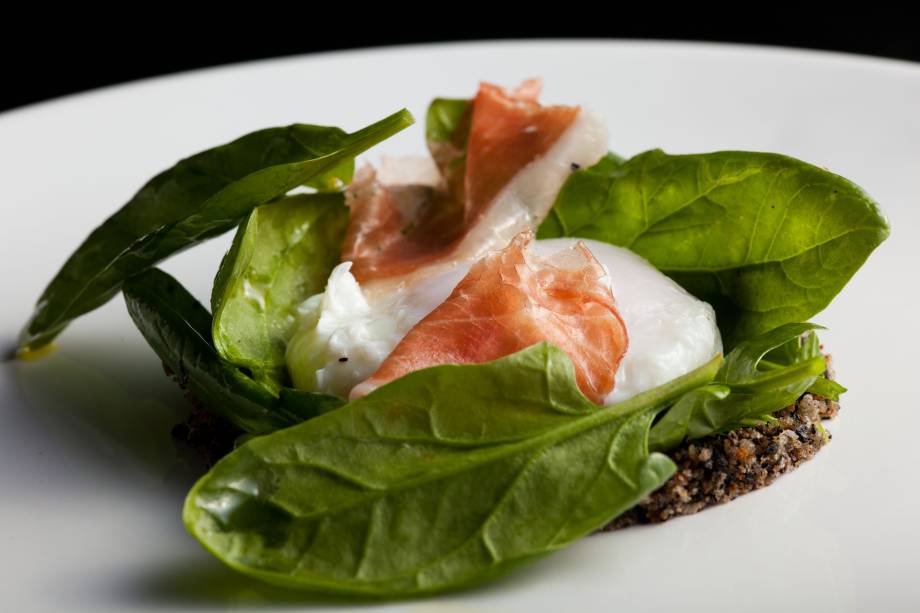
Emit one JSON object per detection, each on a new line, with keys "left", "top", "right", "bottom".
{"left": 532, "top": 239, "right": 722, "bottom": 403}
{"left": 286, "top": 238, "right": 722, "bottom": 404}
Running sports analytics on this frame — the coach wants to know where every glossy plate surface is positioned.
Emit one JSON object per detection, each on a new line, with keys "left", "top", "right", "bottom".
{"left": 1, "top": 41, "right": 918, "bottom": 612}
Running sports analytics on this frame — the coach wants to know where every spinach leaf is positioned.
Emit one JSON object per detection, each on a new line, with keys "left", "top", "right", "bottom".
{"left": 539, "top": 152, "right": 624, "bottom": 238}
{"left": 425, "top": 97, "right": 471, "bottom": 185}
{"left": 210, "top": 193, "right": 349, "bottom": 381}
{"left": 538, "top": 149, "right": 889, "bottom": 343}
{"left": 649, "top": 323, "right": 827, "bottom": 452}
{"left": 425, "top": 97, "right": 470, "bottom": 143}
{"left": 123, "top": 268, "right": 342, "bottom": 435}
{"left": 805, "top": 376, "right": 846, "bottom": 402}
{"left": 761, "top": 326, "right": 846, "bottom": 400}
{"left": 19, "top": 109, "right": 414, "bottom": 354}
{"left": 184, "top": 344, "right": 721, "bottom": 596}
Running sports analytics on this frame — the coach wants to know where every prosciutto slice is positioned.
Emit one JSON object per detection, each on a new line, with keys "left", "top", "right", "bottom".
{"left": 286, "top": 81, "right": 615, "bottom": 401}
{"left": 342, "top": 80, "right": 607, "bottom": 287}
{"left": 350, "top": 232, "right": 629, "bottom": 403}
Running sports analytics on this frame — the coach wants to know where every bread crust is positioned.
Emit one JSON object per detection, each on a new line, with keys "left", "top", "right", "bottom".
{"left": 166, "top": 355, "right": 842, "bottom": 528}
{"left": 603, "top": 374, "right": 839, "bottom": 530}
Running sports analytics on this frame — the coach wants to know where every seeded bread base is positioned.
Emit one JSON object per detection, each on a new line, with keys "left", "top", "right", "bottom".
{"left": 603, "top": 385, "right": 839, "bottom": 531}
{"left": 166, "top": 355, "right": 841, "bottom": 528}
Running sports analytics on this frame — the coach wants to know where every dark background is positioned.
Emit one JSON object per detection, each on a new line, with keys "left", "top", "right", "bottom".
{"left": 3, "top": 20, "right": 917, "bottom": 114}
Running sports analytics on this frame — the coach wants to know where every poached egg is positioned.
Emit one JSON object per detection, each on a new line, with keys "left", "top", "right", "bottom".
{"left": 286, "top": 238, "right": 722, "bottom": 404}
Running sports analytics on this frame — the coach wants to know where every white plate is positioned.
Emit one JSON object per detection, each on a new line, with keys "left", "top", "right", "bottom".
{"left": 1, "top": 41, "right": 918, "bottom": 612}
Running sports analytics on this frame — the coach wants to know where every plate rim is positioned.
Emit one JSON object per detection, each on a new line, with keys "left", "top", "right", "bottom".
{"left": 3, "top": 38, "right": 919, "bottom": 124}
{"left": 1, "top": 34, "right": 917, "bottom": 612}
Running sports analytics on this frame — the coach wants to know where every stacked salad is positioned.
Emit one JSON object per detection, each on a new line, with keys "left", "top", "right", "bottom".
{"left": 17, "top": 81, "right": 888, "bottom": 597}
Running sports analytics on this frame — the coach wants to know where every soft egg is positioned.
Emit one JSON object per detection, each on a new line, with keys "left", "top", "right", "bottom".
{"left": 286, "top": 238, "right": 722, "bottom": 404}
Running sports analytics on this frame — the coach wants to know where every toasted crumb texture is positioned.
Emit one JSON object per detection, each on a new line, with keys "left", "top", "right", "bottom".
{"left": 603, "top": 375, "right": 839, "bottom": 530}
{"left": 164, "top": 353, "right": 842, "bottom": 525}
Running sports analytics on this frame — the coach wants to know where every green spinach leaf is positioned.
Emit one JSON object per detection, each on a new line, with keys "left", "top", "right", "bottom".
{"left": 649, "top": 323, "right": 827, "bottom": 452}
{"left": 184, "top": 344, "right": 721, "bottom": 596}
{"left": 761, "top": 326, "right": 846, "bottom": 400}
{"left": 19, "top": 109, "right": 414, "bottom": 354}
{"left": 210, "top": 193, "right": 349, "bottom": 381}
{"left": 538, "top": 149, "right": 889, "bottom": 343}
{"left": 804, "top": 376, "right": 846, "bottom": 402}
{"left": 123, "top": 268, "right": 342, "bottom": 435}
{"left": 425, "top": 97, "right": 470, "bottom": 143}
{"left": 425, "top": 97, "right": 471, "bottom": 185}
{"left": 539, "top": 152, "right": 625, "bottom": 238}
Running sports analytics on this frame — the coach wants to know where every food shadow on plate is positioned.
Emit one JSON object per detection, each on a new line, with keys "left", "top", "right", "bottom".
{"left": 124, "top": 560, "right": 390, "bottom": 609}
{"left": 1, "top": 335, "right": 208, "bottom": 495}
{"left": 0, "top": 333, "right": 649, "bottom": 608}
{"left": 120, "top": 535, "right": 606, "bottom": 609}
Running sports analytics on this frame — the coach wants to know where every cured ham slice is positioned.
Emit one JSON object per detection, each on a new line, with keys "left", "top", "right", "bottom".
{"left": 349, "top": 232, "right": 629, "bottom": 404}
{"left": 342, "top": 80, "right": 607, "bottom": 285}
{"left": 286, "top": 81, "right": 617, "bottom": 402}
{"left": 463, "top": 81, "right": 576, "bottom": 222}
{"left": 342, "top": 166, "right": 463, "bottom": 282}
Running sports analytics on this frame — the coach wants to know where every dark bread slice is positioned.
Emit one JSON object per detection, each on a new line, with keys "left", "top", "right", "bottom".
{"left": 166, "top": 354, "right": 841, "bottom": 527}
{"left": 603, "top": 356, "right": 839, "bottom": 530}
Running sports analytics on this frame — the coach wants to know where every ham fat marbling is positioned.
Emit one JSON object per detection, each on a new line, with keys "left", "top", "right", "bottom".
{"left": 350, "top": 232, "right": 629, "bottom": 403}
